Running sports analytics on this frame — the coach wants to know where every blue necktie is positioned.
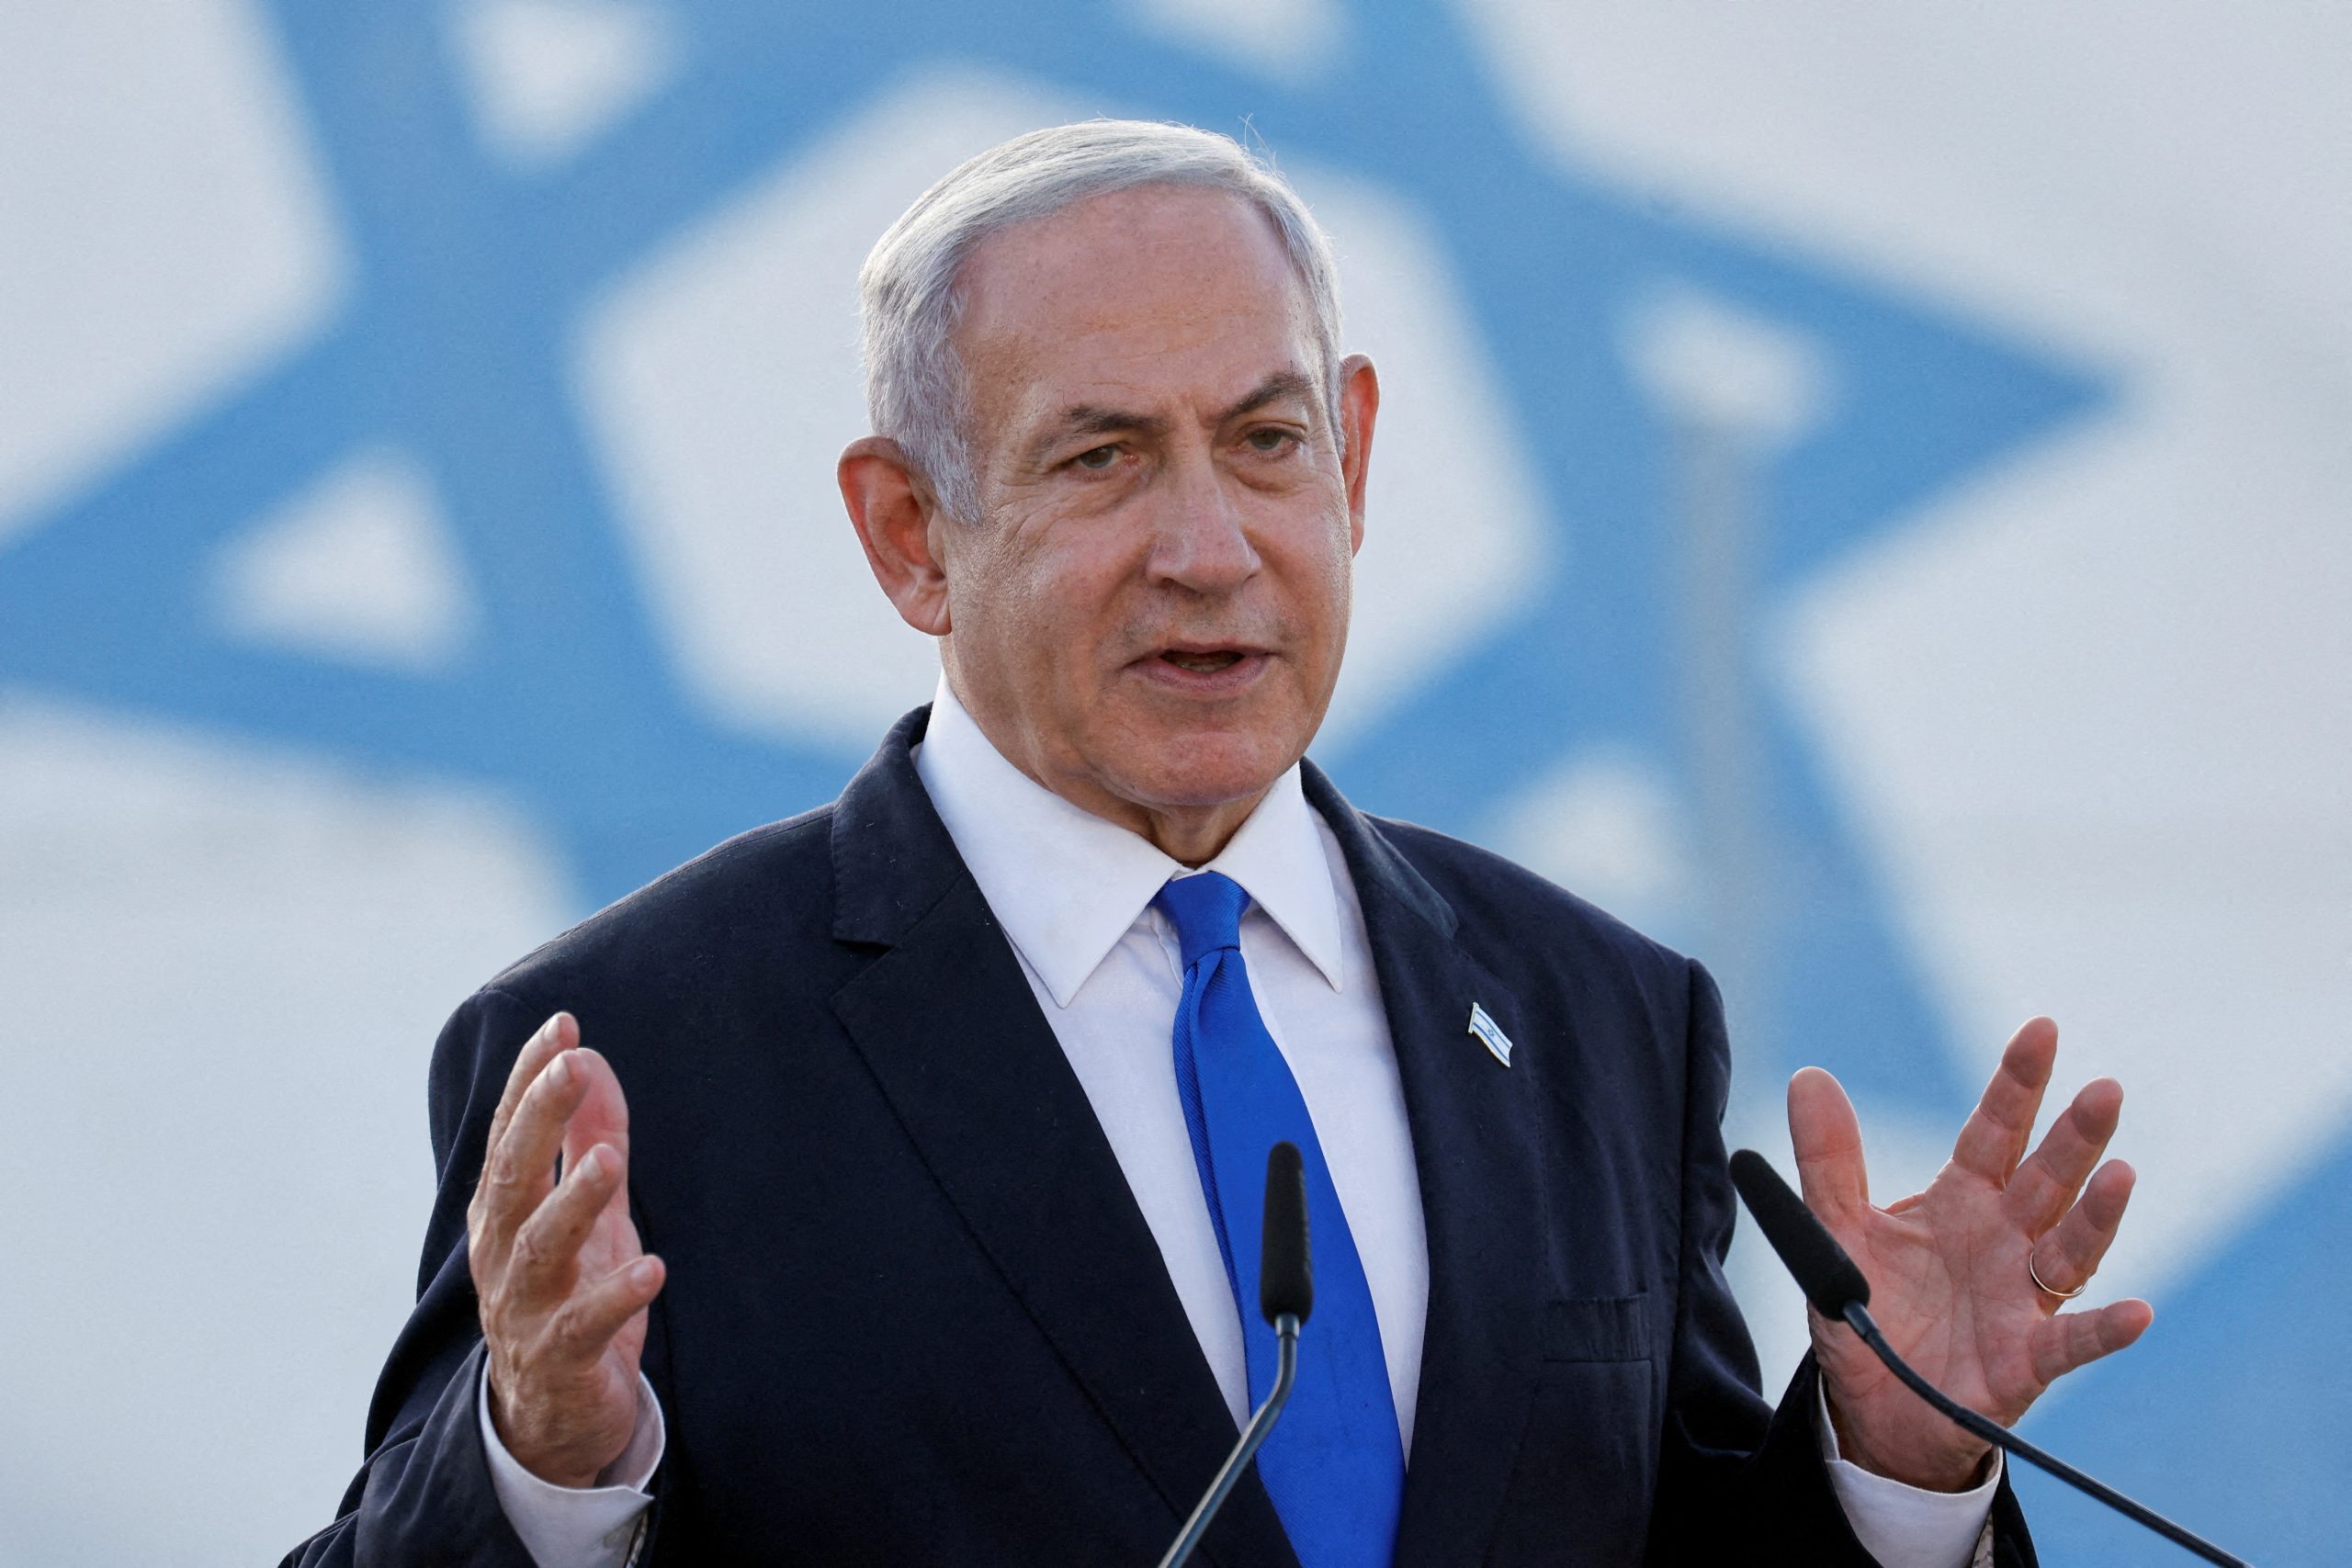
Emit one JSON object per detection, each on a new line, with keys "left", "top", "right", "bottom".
{"left": 1154, "top": 871, "right": 1404, "bottom": 1568}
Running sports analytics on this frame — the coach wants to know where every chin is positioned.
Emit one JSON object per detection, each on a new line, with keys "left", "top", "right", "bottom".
{"left": 1115, "top": 726, "right": 1302, "bottom": 810}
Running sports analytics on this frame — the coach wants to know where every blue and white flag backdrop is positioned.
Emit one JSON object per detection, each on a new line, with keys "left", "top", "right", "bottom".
{"left": 2, "top": 2, "right": 2346, "bottom": 1562}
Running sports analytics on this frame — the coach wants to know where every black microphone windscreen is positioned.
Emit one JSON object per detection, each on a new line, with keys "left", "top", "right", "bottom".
{"left": 1259, "top": 1142, "right": 1314, "bottom": 1325}
{"left": 1727, "top": 1149, "right": 1871, "bottom": 1318}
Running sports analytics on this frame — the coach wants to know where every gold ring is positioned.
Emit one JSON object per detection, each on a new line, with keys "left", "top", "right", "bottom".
{"left": 2029, "top": 1250, "right": 2086, "bottom": 1301}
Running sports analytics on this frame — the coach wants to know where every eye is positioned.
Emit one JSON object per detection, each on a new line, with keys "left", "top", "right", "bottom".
{"left": 1072, "top": 445, "right": 1120, "bottom": 470}
{"left": 1244, "top": 427, "right": 1302, "bottom": 456}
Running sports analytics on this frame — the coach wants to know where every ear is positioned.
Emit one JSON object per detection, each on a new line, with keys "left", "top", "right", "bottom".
{"left": 840, "top": 436, "right": 954, "bottom": 637}
{"left": 1335, "top": 353, "right": 1379, "bottom": 555}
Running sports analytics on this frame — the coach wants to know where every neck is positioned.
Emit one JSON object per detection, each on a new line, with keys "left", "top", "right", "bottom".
{"left": 1005, "top": 742, "right": 1269, "bottom": 868}
{"left": 1116, "top": 792, "right": 1267, "bottom": 868}
{"left": 941, "top": 680, "right": 1269, "bottom": 867}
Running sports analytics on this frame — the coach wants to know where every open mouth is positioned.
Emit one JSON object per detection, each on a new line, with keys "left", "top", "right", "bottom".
{"left": 1159, "top": 649, "right": 1246, "bottom": 673}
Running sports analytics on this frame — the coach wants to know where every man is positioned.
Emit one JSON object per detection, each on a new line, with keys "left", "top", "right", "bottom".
{"left": 286, "top": 121, "right": 2149, "bottom": 1567}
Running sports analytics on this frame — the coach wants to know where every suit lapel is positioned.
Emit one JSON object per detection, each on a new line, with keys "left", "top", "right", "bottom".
{"left": 1306, "top": 765, "right": 1554, "bottom": 1568}
{"left": 828, "top": 712, "right": 1298, "bottom": 1568}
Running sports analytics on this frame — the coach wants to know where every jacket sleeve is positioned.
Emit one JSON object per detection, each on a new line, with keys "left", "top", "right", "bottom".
{"left": 277, "top": 987, "right": 567, "bottom": 1568}
{"left": 1645, "top": 959, "right": 2040, "bottom": 1567}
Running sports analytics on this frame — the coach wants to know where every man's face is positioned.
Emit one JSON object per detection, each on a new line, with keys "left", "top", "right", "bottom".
{"left": 934, "top": 185, "right": 1372, "bottom": 844}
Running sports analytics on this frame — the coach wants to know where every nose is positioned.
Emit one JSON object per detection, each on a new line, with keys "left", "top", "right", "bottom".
{"left": 1145, "top": 448, "right": 1261, "bottom": 594}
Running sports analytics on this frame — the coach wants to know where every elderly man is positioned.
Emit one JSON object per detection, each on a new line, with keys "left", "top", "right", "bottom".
{"left": 286, "top": 121, "right": 2148, "bottom": 1567}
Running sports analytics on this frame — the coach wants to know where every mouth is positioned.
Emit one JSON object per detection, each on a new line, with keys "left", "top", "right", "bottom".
{"left": 1136, "top": 643, "right": 1270, "bottom": 692}
{"left": 1159, "top": 649, "right": 1246, "bottom": 673}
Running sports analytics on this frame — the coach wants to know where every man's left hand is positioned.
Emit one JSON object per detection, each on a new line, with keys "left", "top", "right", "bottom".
{"left": 1792, "top": 1016, "right": 2154, "bottom": 1491}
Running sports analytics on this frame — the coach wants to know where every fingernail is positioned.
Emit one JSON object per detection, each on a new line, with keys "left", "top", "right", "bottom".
{"left": 632, "top": 1258, "right": 661, "bottom": 1286}
{"left": 546, "top": 1054, "right": 571, "bottom": 1089}
{"left": 577, "top": 1147, "right": 606, "bottom": 1183}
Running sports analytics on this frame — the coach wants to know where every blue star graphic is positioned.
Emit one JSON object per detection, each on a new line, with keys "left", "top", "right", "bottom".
{"left": 0, "top": 0, "right": 2099, "bottom": 1122}
{"left": 26, "top": 7, "right": 2352, "bottom": 1560}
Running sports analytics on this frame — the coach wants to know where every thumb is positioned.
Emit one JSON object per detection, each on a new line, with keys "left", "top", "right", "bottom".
{"left": 1788, "top": 1066, "right": 1870, "bottom": 1223}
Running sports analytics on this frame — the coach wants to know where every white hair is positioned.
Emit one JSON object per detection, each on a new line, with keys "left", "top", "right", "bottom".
{"left": 857, "top": 119, "right": 1345, "bottom": 523}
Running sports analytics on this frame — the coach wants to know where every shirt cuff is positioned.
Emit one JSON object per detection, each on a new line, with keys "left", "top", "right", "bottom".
{"left": 1814, "top": 1376, "right": 2000, "bottom": 1568}
{"left": 478, "top": 1359, "right": 664, "bottom": 1568}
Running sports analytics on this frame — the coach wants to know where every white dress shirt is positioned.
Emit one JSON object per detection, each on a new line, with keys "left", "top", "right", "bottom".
{"left": 482, "top": 676, "right": 1997, "bottom": 1568}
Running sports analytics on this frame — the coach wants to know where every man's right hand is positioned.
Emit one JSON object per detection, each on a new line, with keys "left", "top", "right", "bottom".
{"left": 468, "top": 1012, "right": 667, "bottom": 1488}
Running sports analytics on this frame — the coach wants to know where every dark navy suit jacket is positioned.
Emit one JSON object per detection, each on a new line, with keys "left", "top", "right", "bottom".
{"left": 285, "top": 707, "right": 2035, "bottom": 1565}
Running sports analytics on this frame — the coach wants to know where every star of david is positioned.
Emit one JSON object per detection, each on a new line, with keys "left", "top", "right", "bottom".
{"left": 0, "top": 0, "right": 2101, "bottom": 1120}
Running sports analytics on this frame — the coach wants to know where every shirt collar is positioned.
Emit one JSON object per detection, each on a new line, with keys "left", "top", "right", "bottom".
{"left": 912, "top": 676, "right": 1347, "bottom": 1007}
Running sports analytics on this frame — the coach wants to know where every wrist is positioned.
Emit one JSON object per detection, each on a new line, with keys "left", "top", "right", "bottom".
{"left": 489, "top": 1371, "right": 626, "bottom": 1489}
{"left": 1824, "top": 1383, "right": 1993, "bottom": 1494}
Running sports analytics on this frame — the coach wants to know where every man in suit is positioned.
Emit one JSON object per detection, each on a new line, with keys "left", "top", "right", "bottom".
{"left": 288, "top": 120, "right": 2150, "bottom": 1567}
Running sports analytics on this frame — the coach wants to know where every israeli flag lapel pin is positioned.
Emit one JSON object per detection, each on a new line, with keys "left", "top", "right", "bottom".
{"left": 1467, "top": 1002, "right": 1514, "bottom": 1067}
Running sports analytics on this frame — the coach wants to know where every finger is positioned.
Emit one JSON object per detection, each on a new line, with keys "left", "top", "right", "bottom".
{"left": 548, "top": 1255, "right": 667, "bottom": 1360}
{"left": 2007, "top": 1077, "right": 2123, "bottom": 1234}
{"left": 482, "top": 1014, "right": 575, "bottom": 1168}
{"left": 558, "top": 1048, "right": 633, "bottom": 1173}
{"left": 508, "top": 1143, "right": 628, "bottom": 1303}
{"left": 476, "top": 1042, "right": 593, "bottom": 1253}
{"left": 2030, "top": 1297, "right": 2154, "bottom": 1387}
{"left": 1949, "top": 1019, "right": 2058, "bottom": 1184}
{"left": 1788, "top": 1067, "right": 1871, "bottom": 1220}
{"left": 2030, "top": 1159, "right": 2135, "bottom": 1296}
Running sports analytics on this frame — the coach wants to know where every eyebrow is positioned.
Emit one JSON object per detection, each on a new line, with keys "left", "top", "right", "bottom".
{"left": 1031, "top": 370, "right": 1318, "bottom": 458}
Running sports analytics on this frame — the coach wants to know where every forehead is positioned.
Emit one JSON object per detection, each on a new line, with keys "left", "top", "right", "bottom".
{"left": 953, "top": 186, "right": 1318, "bottom": 435}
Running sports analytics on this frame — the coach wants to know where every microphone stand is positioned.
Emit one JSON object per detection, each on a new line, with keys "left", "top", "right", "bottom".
{"left": 1840, "top": 1301, "right": 2250, "bottom": 1567}
{"left": 1155, "top": 1313, "right": 1300, "bottom": 1568}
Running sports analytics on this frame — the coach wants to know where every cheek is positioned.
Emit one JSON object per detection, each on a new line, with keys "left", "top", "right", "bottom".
{"left": 1328, "top": 517, "right": 1356, "bottom": 616}
{"left": 960, "top": 518, "right": 1125, "bottom": 664}
{"left": 1039, "top": 515, "right": 1153, "bottom": 615}
{"left": 1292, "top": 515, "right": 1357, "bottom": 658}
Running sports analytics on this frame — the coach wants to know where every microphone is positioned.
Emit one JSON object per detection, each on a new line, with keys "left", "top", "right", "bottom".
{"left": 1156, "top": 1142, "right": 1311, "bottom": 1568}
{"left": 1259, "top": 1140, "right": 1314, "bottom": 1325}
{"left": 1727, "top": 1149, "right": 2253, "bottom": 1568}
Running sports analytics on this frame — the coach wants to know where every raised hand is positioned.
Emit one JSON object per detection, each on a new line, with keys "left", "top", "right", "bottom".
{"left": 466, "top": 1012, "right": 666, "bottom": 1487}
{"left": 1792, "top": 1017, "right": 2154, "bottom": 1491}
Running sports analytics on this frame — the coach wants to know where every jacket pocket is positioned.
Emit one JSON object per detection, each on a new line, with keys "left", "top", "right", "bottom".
{"left": 1489, "top": 1294, "right": 1659, "bottom": 1566}
{"left": 1541, "top": 1292, "right": 1653, "bottom": 1363}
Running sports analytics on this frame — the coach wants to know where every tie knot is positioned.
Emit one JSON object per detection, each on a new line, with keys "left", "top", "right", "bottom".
{"left": 1153, "top": 870, "right": 1250, "bottom": 967}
